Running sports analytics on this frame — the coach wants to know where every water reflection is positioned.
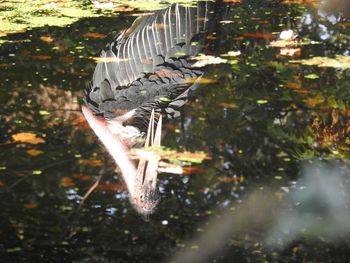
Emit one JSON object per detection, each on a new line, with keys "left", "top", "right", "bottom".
{"left": 83, "top": 1, "right": 229, "bottom": 214}
{"left": 0, "top": 0, "right": 350, "bottom": 261}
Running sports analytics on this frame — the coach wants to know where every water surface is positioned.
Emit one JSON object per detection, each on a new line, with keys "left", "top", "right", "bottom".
{"left": 1, "top": 0, "right": 350, "bottom": 262}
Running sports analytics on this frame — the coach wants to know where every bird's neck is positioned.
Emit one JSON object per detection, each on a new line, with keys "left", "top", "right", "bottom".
{"left": 82, "top": 106, "right": 137, "bottom": 192}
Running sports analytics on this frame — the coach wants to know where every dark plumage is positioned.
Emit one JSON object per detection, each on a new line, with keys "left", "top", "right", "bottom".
{"left": 83, "top": 1, "right": 231, "bottom": 214}
{"left": 85, "top": 2, "right": 214, "bottom": 131}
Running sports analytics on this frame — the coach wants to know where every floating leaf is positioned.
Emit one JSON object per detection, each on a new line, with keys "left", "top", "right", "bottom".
{"left": 40, "top": 36, "right": 54, "bottom": 43}
{"left": 96, "top": 183, "right": 126, "bottom": 191}
{"left": 304, "top": 73, "right": 319, "bottom": 79}
{"left": 257, "top": 99, "right": 268, "bottom": 104}
{"left": 303, "top": 95, "right": 325, "bottom": 106}
{"left": 39, "top": 110, "right": 50, "bottom": 116}
{"left": 83, "top": 32, "right": 107, "bottom": 39}
{"left": 185, "top": 77, "right": 218, "bottom": 84}
{"left": 280, "top": 47, "right": 301, "bottom": 57}
{"left": 79, "top": 159, "right": 103, "bottom": 167}
{"left": 192, "top": 54, "right": 228, "bottom": 67}
{"left": 291, "top": 56, "right": 350, "bottom": 69}
{"left": 12, "top": 132, "right": 45, "bottom": 144}
{"left": 24, "top": 202, "right": 38, "bottom": 209}
{"left": 222, "top": 176, "right": 244, "bottom": 183}
{"left": 242, "top": 32, "right": 275, "bottom": 39}
{"left": 217, "top": 102, "right": 239, "bottom": 109}
{"left": 31, "top": 55, "right": 52, "bottom": 60}
{"left": 91, "top": 57, "right": 129, "bottom": 63}
{"left": 60, "top": 177, "right": 75, "bottom": 187}
{"left": 72, "top": 173, "right": 91, "bottom": 181}
{"left": 26, "top": 149, "right": 44, "bottom": 157}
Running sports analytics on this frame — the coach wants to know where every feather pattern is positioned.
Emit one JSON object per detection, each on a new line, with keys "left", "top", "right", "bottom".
{"left": 85, "top": 1, "right": 216, "bottom": 131}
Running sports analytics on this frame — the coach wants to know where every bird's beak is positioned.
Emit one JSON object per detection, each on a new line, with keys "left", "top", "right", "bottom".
{"left": 131, "top": 109, "right": 162, "bottom": 215}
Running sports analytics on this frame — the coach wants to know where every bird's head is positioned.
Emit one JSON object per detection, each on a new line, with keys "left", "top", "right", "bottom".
{"left": 82, "top": 105, "right": 161, "bottom": 215}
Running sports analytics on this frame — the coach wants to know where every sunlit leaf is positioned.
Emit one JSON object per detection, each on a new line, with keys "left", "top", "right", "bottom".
{"left": 280, "top": 47, "right": 301, "bottom": 57}
{"left": 91, "top": 57, "right": 129, "bottom": 63}
{"left": 291, "top": 56, "right": 350, "bottom": 69}
{"left": 40, "top": 36, "right": 54, "bottom": 43}
{"left": 185, "top": 77, "right": 218, "bottom": 84}
{"left": 93, "top": 1, "right": 115, "bottom": 9}
{"left": 304, "top": 73, "right": 319, "bottom": 79}
{"left": 257, "top": 99, "right": 268, "bottom": 104}
{"left": 12, "top": 132, "right": 45, "bottom": 144}
{"left": 192, "top": 54, "right": 228, "bottom": 67}
{"left": 39, "top": 110, "right": 50, "bottom": 116}
{"left": 83, "top": 32, "right": 107, "bottom": 39}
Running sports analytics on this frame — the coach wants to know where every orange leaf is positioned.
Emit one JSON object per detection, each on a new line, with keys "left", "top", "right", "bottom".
{"left": 12, "top": 132, "right": 45, "bottom": 144}
{"left": 60, "top": 177, "right": 75, "bottom": 187}
{"left": 217, "top": 102, "right": 239, "bottom": 109}
{"left": 59, "top": 56, "right": 74, "bottom": 63}
{"left": 83, "top": 32, "right": 107, "bottom": 39}
{"left": 26, "top": 149, "right": 44, "bottom": 157}
{"left": 222, "top": 176, "right": 244, "bottom": 183}
{"left": 182, "top": 166, "right": 204, "bottom": 175}
{"left": 242, "top": 32, "right": 275, "bottom": 39}
{"left": 79, "top": 159, "right": 103, "bottom": 167}
{"left": 31, "top": 55, "right": 52, "bottom": 60}
{"left": 72, "top": 173, "right": 91, "bottom": 181}
{"left": 73, "top": 115, "right": 89, "bottom": 129}
{"left": 96, "top": 182, "right": 126, "bottom": 192}
{"left": 24, "top": 202, "right": 38, "bottom": 209}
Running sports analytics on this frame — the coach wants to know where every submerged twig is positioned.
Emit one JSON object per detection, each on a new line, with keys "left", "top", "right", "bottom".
{"left": 77, "top": 167, "right": 105, "bottom": 211}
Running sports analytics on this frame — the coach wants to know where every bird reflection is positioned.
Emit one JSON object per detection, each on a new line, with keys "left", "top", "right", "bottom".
{"left": 83, "top": 1, "right": 226, "bottom": 214}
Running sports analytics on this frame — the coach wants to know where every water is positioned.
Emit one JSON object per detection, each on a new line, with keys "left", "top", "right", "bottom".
{"left": 0, "top": 0, "right": 350, "bottom": 262}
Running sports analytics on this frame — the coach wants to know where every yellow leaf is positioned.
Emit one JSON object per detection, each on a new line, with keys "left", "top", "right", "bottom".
{"left": 40, "top": 36, "right": 54, "bottom": 43}
{"left": 12, "top": 132, "right": 45, "bottom": 144}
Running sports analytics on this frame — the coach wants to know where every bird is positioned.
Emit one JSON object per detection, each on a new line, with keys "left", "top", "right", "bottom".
{"left": 82, "top": 1, "right": 228, "bottom": 214}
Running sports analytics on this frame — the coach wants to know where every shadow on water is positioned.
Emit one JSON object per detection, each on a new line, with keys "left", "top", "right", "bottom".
{"left": 0, "top": 0, "right": 350, "bottom": 262}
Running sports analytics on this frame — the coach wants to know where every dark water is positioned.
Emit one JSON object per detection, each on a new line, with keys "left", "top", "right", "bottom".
{"left": 1, "top": 0, "right": 350, "bottom": 262}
